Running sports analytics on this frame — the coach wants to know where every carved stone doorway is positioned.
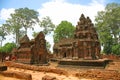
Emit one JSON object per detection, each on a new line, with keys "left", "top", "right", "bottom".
{"left": 63, "top": 52, "right": 67, "bottom": 58}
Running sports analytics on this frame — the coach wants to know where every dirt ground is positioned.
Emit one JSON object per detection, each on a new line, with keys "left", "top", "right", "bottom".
{"left": 0, "top": 67, "right": 92, "bottom": 80}
{"left": 0, "top": 60, "right": 120, "bottom": 80}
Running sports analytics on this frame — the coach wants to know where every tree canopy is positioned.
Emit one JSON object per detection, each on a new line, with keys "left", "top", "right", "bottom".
{"left": 0, "top": 42, "right": 16, "bottom": 53}
{"left": 3, "top": 7, "right": 39, "bottom": 46}
{"left": 95, "top": 3, "right": 120, "bottom": 54}
{"left": 39, "top": 16, "right": 55, "bottom": 35}
{"left": 14, "top": 7, "right": 39, "bottom": 34}
{"left": 0, "top": 26, "right": 7, "bottom": 46}
{"left": 53, "top": 21, "right": 75, "bottom": 43}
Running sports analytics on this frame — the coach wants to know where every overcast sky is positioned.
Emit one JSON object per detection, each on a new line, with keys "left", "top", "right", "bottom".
{"left": 0, "top": 0, "right": 120, "bottom": 51}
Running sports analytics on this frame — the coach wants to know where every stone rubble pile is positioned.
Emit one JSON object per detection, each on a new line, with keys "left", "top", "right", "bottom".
{"left": 75, "top": 69, "right": 120, "bottom": 80}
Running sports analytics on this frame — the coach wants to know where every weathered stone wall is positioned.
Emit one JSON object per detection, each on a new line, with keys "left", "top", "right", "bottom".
{"left": 5, "top": 61, "right": 68, "bottom": 76}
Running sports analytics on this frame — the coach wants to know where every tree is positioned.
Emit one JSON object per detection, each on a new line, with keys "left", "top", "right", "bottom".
{"left": 38, "top": 16, "right": 55, "bottom": 52}
{"left": 32, "top": 31, "right": 38, "bottom": 38}
{"left": 14, "top": 7, "right": 39, "bottom": 34}
{"left": 112, "top": 44, "right": 120, "bottom": 55}
{"left": 3, "top": 7, "right": 39, "bottom": 46}
{"left": 53, "top": 21, "right": 75, "bottom": 43}
{"left": 0, "top": 42, "right": 16, "bottom": 53}
{"left": 39, "top": 16, "right": 55, "bottom": 35}
{"left": 46, "top": 41, "right": 51, "bottom": 53}
{"left": 0, "top": 26, "right": 7, "bottom": 46}
{"left": 103, "top": 36, "right": 113, "bottom": 54}
{"left": 95, "top": 3, "right": 120, "bottom": 54}
{"left": 3, "top": 17, "right": 22, "bottom": 46}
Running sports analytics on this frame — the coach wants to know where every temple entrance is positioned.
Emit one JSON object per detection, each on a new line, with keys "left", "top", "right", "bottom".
{"left": 63, "top": 52, "right": 67, "bottom": 58}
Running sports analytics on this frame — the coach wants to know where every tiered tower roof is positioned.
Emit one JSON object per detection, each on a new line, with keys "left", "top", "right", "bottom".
{"left": 19, "top": 35, "right": 30, "bottom": 44}
{"left": 74, "top": 14, "right": 99, "bottom": 42}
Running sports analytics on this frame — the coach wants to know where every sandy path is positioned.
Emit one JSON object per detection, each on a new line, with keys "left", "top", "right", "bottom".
{"left": 7, "top": 67, "right": 81, "bottom": 80}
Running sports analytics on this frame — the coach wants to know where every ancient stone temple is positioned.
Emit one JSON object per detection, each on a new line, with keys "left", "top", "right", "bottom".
{"left": 17, "top": 35, "right": 31, "bottom": 63}
{"left": 16, "top": 31, "right": 48, "bottom": 64}
{"left": 53, "top": 14, "right": 101, "bottom": 60}
{"left": 30, "top": 32, "right": 48, "bottom": 64}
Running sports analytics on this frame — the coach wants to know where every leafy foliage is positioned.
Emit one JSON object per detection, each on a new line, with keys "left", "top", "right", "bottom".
{"left": 3, "top": 7, "right": 39, "bottom": 46}
{"left": 14, "top": 7, "right": 39, "bottom": 34}
{"left": 0, "top": 43, "right": 16, "bottom": 53}
{"left": 103, "top": 36, "right": 113, "bottom": 54}
{"left": 32, "top": 31, "right": 38, "bottom": 38}
{"left": 112, "top": 44, "right": 120, "bottom": 55}
{"left": 53, "top": 21, "right": 75, "bottom": 43}
{"left": 39, "top": 16, "right": 55, "bottom": 35}
{"left": 0, "top": 26, "right": 7, "bottom": 46}
{"left": 3, "top": 18, "right": 22, "bottom": 46}
{"left": 95, "top": 3, "right": 120, "bottom": 54}
{"left": 46, "top": 41, "right": 51, "bottom": 52}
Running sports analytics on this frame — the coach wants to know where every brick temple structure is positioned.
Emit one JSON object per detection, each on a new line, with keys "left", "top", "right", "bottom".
{"left": 53, "top": 14, "right": 101, "bottom": 60}
{"left": 15, "top": 31, "right": 48, "bottom": 64}
{"left": 30, "top": 31, "right": 48, "bottom": 64}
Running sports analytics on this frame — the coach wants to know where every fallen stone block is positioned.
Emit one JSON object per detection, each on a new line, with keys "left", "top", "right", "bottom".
{"left": 42, "top": 75, "right": 58, "bottom": 80}
{"left": 0, "top": 71, "right": 32, "bottom": 80}
{"left": 14, "top": 71, "right": 32, "bottom": 80}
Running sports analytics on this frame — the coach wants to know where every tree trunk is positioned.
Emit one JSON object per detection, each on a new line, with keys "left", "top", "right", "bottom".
{"left": 0, "top": 40, "right": 2, "bottom": 47}
{"left": 25, "top": 27, "right": 27, "bottom": 35}
{"left": 16, "top": 29, "right": 20, "bottom": 47}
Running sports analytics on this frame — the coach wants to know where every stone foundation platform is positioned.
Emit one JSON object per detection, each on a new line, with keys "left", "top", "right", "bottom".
{"left": 57, "top": 59, "right": 112, "bottom": 68}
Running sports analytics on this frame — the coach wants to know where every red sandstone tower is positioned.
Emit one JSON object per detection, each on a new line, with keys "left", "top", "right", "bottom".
{"left": 14, "top": 32, "right": 48, "bottom": 64}
{"left": 74, "top": 14, "right": 101, "bottom": 59}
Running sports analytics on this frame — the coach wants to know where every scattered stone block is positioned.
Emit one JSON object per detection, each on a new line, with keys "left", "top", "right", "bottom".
{"left": 14, "top": 72, "right": 32, "bottom": 80}
{"left": 42, "top": 75, "right": 58, "bottom": 80}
